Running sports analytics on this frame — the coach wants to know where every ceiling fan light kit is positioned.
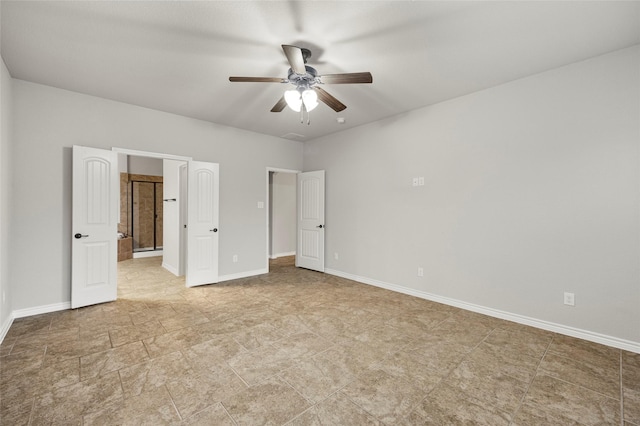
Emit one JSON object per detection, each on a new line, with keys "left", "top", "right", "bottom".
{"left": 229, "top": 44, "right": 372, "bottom": 124}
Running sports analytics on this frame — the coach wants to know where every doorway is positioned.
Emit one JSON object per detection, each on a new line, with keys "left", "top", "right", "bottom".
{"left": 266, "top": 168, "right": 299, "bottom": 272}
{"left": 131, "top": 180, "right": 163, "bottom": 253}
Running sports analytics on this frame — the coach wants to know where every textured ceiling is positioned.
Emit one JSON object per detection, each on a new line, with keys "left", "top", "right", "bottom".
{"left": 2, "top": 1, "right": 639, "bottom": 141}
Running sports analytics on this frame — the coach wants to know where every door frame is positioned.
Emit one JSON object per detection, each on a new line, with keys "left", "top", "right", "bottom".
{"left": 265, "top": 167, "right": 301, "bottom": 272}
{"left": 112, "top": 148, "right": 192, "bottom": 283}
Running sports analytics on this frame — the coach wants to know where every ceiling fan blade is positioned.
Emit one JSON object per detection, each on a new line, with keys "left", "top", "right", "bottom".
{"left": 229, "top": 77, "right": 286, "bottom": 83}
{"left": 282, "top": 45, "right": 307, "bottom": 75}
{"left": 314, "top": 87, "right": 347, "bottom": 112}
{"left": 270, "top": 96, "right": 287, "bottom": 112}
{"left": 320, "top": 72, "right": 373, "bottom": 84}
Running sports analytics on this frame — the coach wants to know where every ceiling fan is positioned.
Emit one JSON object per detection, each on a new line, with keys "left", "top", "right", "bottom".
{"left": 229, "top": 45, "right": 372, "bottom": 122}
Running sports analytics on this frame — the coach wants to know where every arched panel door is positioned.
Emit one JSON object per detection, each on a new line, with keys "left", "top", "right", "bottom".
{"left": 71, "top": 145, "right": 118, "bottom": 308}
{"left": 186, "top": 161, "right": 219, "bottom": 287}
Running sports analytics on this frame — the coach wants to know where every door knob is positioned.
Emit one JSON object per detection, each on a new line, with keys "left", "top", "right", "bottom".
{"left": 316, "top": 225, "right": 324, "bottom": 229}
{"left": 210, "top": 228, "right": 218, "bottom": 232}
{"left": 74, "top": 233, "right": 89, "bottom": 239}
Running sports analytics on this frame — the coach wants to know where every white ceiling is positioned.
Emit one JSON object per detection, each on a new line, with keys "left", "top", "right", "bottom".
{"left": 2, "top": 1, "right": 639, "bottom": 141}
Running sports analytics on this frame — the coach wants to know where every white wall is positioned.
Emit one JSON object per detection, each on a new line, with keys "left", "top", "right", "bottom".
{"left": 129, "top": 156, "right": 163, "bottom": 176}
{"left": 0, "top": 57, "right": 13, "bottom": 334}
{"left": 270, "top": 172, "right": 296, "bottom": 258}
{"left": 10, "top": 80, "right": 302, "bottom": 311}
{"left": 162, "top": 159, "right": 185, "bottom": 275}
{"left": 304, "top": 46, "right": 640, "bottom": 347}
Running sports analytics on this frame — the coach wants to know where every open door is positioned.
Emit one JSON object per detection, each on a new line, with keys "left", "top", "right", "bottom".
{"left": 186, "top": 161, "right": 219, "bottom": 287}
{"left": 71, "top": 146, "right": 118, "bottom": 308}
{"left": 296, "top": 170, "right": 325, "bottom": 272}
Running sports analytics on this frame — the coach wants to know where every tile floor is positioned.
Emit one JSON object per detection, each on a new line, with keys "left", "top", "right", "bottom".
{"left": 1, "top": 256, "right": 638, "bottom": 425}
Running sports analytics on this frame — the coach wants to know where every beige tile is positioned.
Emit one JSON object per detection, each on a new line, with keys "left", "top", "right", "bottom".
{"left": 623, "top": 351, "right": 640, "bottom": 391}
{"left": 181, "top": 402, "right": 235, "bottom": 425}
{"left": 484, "top": 327, "right": 552, "bottom": 359}
{"left": 231, "top": 323, "right": 285, "bottom": 350}
{"left": 0, "top": 347, "right": 45, "bottom": 378}
{"left": 288, "top": 392, "right": 380, "bottom": 425}
{"left": 272, "top": 331, "right": 332, "bottom": 359}
{"left": 5, "top": 314, "right": 51, "bottom": 339}
{"left": 80, "top": 341, "right": 149, "bottom": 380}
{"left": 1, "top": 256, "right": 627, "bottom": 426}
{"left": 31, "top": 371, "right": 123, "bottom": 424}
{"left": 374, "top": 350, "right": 444, "bottom": 392}
{"left": 540, "top": 352, "right": 620, "bottom": 399}
{"left": 167, "top": 364, "right": 246, "bottom": 419}
{"left": 227, "top": 344, "right": 292, "bottom": 385}
{"left": 119, "top": 350, "right": 193, "bottom": 396}
{"left": 279, "top": 355, "right": 357, "bottom": 403}
{"left": 548, "top": 334, "right": 620, "bottom": 370}
{"left": 182, "top": 335, "right": 247, "bottom": 371}
{"left": 445, "top": 355, "right": 528, "bottom": 415}
{"left": 222, "top": 376, "right": 309, "bottom": 425}
{"left": 312, "top": 341, "right": 387, "bottom": 377}
{"left": 412, "top": 382, "right": 511, "bottom": 425}
{"left": 354, "top": 324, "right": 415, "bottom": 354}
{"left": 142, "top": 326, "right": 203, "bottom": 358}
{"left": 0, "top": 397, "right": 34, "bottom": 426}
{"left": 625, "top": 386, "right": 640, "bottom": 425}
{"left": 83, "top": 385, "right": 180, "bottom": 425}
{"left": 516, "top": 374, "right": 620, "bottom": 425}
{"left": 43, "top": 332, "right": 112, "bottom": 366}
{"left": 109, "top": 320, "right": 166, "bottom": 347}
{"left": 400, "top": 336, "right": 469, "bottom": 373}
{"left": 340, "top": 369, "right": 425, "bottom": 424}
{"left": 464, "top": 342, "right": 540, "bottom": 383}
{"left": 159, "top": 311, "right": 210, "bottom": 332}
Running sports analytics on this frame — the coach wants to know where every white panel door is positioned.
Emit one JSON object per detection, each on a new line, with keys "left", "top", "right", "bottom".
{"left": 296, "top": 170, "right": 325, "bottom": 272}
{"left": 72, "top": 145, "right": 118, "bottom": 308}
{"left": 186, "top": 161, "right": 219, "bottom": 287}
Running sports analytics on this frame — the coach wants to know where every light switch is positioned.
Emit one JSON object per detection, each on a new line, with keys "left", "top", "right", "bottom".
{"left": 257, "top": 201, "right": 264, "bottom": 209}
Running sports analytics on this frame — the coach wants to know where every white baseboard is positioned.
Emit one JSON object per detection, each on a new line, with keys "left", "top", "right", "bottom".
{"left": 270, "top": 252, "right": 295, "bottom": 259}
{"left": 0, "top": 314, "right": 14, "bottom": 343}
{"left": 162, "top": 262, "right": 181, "bottom": 277}
{"left": 12, "top": 302, "right": 71, "bottom": 319}
{"left": 217, "top": 268, "right": 268, "bottom": 283}
{"left": 325, "top": 268, "right": 640, "bottom": 354}
{"left": 133, "top": 250, "right": 163, "bottom": 259}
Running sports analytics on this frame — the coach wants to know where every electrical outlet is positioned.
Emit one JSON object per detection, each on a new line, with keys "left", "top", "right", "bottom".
{"left": 334, "top": 252, "right": 339, "bottom": 260}
{"left": 418, "top": 177, "right": 425, "bottom": 186}
{"left": 233, "top": 254, "right": 238, "bottom": 263}
{"left": 564, "top": 292, "right": 575, "bottom": 306}
{"left": 417, "top": 267, "right": 424, "bottom": 277}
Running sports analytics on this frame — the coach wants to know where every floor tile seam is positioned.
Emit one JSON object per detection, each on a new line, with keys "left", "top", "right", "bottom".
{"left": 535, "top": 371, "right": 622, "bottom": 402}
{"left": 275, "top": 372, "right": 321, "bottom": 410}
{"left": 509, "top": 336, "right": 555, "bottom": 425}
{"left": 218, "top": 400, "right": 240, "bottom": 426}
{"left": 620, "top": 349, "right": 626, "bottom": 426}
{"left": 536, "top": 361, "right": 622, "bottom": 399}
{"left": 223, "top": 359, "right": 251, "bottom": 389}
{"left": 161, "top": 383, "right": 185, "bottom": 422}
{"left": 545, "top": 346, "right": 622, "bottom": 373}
{"left": 333, "top": 388, "right": 388, "bottom": 425}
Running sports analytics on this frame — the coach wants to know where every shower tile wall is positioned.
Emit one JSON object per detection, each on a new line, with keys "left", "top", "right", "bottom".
{"left": 122, "top": 174, "right": 163, "bottom": 251}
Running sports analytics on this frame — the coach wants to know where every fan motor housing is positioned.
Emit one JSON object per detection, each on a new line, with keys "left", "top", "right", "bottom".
{"left": 288, "top": 65, "right": 319, "bottom": 88}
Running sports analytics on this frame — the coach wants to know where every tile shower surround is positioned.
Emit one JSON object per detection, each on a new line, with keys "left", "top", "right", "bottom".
{"left": 0, "top": 257, "right": 638, "bottom": 424}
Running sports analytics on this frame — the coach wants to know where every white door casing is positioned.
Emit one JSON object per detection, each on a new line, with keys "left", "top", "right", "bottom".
{"left": 71, "top": 145, "right": 118, "bottom": 309}
{"left": 296, "top": 170, "right": 325, "bottom": 272}
{"left": 186, "top": 161, "right": 219, "bottom": 287}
